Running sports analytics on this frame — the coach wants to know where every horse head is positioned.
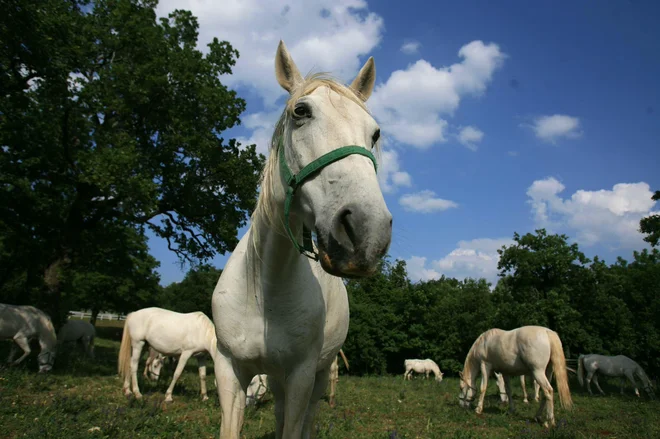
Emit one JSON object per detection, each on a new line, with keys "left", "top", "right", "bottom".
{"left": 271, "top": 40, "right": 392, "bottom": 277}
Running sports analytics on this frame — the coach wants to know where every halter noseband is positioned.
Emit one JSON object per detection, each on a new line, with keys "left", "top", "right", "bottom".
{"left": 278, "top": 136, "right": 378, "bottom": 260}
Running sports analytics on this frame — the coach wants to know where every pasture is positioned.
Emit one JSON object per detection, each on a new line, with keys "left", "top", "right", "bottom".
{"left": 1, "top": 325, "right": 658, "bottom": 439}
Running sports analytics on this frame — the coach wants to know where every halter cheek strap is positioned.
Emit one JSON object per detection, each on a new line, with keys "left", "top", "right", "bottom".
{"left": 278, "top": 136, "right": 378, "bottom": 260}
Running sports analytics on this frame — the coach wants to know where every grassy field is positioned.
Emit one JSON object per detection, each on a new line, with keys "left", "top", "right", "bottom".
{"left": 1, "top": 327, "right": 658, "bottom": 439}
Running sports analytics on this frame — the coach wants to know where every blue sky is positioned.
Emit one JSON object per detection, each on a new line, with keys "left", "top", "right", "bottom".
{"left": 150, "top": 0, "right": 660, "bottom": 286}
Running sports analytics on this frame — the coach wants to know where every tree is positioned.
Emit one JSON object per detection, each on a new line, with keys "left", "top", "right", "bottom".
{"left": 640, "top": 190, "right": 660, "bottom": 247}
{"left": 0, "top": 0, "right": 264, "bottom": 323}
{"left": 65, "top": 223, "right": 162, "bottom": 325}
{"left": 159, "top": 264, "right": 222, "bottom": 318}
{"left": 495, "top": 229, "right": 590, "bottom": 356}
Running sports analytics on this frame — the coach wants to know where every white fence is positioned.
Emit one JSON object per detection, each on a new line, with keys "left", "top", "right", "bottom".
{"left": 68, "top": 310, "right": 126, "bottom": 321}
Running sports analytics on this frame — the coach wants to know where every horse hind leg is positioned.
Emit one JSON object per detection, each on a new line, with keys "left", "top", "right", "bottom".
{"left": 585, "top": 370, "right": 597, "bottom": 395}
{"left": 592, "top": 374, "right": 606, "bottom": 396}
{"left": 521, "top": 375, "right": 529, "bottom": 404}
{"left": 532, "top": 368, "right": 555, "bottom": 428}
{"left": 130, "top": 340, "right": 146, "bottom": 399}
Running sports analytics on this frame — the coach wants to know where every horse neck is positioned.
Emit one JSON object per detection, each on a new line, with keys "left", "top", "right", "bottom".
{"left": 248, "top": 180, "right": 310, "bottom": 293}
{"left": 38, "top": 317, "right": 57, "bottom": 352}
{"left": 463, "top": 353, "right": 480, "bottom": 386}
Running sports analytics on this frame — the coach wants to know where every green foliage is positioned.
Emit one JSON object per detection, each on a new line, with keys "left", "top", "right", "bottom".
{"left": 158, "top": 264, "right": 222, "bottom": 318}
{"left": 639, "top": 190, "right": 660, "bottom": 247}
{"left": 0, "top": 0, "right": 264, "bottom": 324}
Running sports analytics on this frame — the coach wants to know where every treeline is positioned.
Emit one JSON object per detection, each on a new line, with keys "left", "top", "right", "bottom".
{"left": 343, "top": 229, "right": 660, "bottom": 379}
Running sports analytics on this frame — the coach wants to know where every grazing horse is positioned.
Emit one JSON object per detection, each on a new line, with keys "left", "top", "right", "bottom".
{"left": 458, "top": 326, "right": 573, "bottom": 428}
{"left": 328, "top": 349, "right": 350, "bottom": 408}
{"left": 143, "top": 346, "right": 176, "bottom": 380}
{"left": 494, "top": 372, "right": 541, "bottom": 404}
{"left": 578, "top": 354, "right": 655, "bottom": 399}
{"left": 403, "top": 359, "right": 444, "bottom": 382}
{"left": 0, "top": 303, "right": 57, "bottom": 372}
{"left": 118, "top": 307, "right": 218, "bottom": 403}
{"left": 246, "top": 374, "right": 269, "bottom": 406}
{"left": 58, "top": 319, "right": 96, "bottom": 358}
{"left": 211, "top": 40, "right": 391, "bottom": 439}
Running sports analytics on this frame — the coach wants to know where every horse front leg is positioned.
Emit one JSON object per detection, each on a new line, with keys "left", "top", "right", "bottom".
{"left": 302, "top": 367, "right": 331, "bottom": 439}
{"left": 198, "top": 355, "right": 209, "bottom": 401}
{"left": 475, "top": 362, "right": 490, "bottom": 415}
{"left": 10, "top": 336, "right": 31, "bottom": 365}
{"left": 215, "top": 353, "right": 248, "bottom": 439}
{"left": 624, "top": 371, "right": 640, "bottom": 397}
{"left": 282, "top": 361, "right": 317, "bottom": 438}
{"left": 164, "top": 350, "right": 193, "bottom": 403}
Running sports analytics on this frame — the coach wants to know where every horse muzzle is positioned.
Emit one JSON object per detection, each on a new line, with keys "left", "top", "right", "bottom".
{"left": 317, "top": 202, "right": 392, "bottom": 277}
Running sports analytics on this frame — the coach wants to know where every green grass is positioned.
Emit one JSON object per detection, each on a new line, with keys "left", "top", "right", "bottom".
{"left": 1, "top": 335, "right": 658, "bottom": 439}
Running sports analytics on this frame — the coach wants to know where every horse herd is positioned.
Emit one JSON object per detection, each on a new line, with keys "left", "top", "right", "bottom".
{"left": 0, "top": 40, "right": 657, "bottom": 438}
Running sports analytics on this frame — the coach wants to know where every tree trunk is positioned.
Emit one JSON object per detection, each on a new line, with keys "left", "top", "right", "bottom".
{"left": 90, "top": 308, "right": 99, "bottom": 327}
{"left": 43, "top": 253, "right": 71, "bottom": 329}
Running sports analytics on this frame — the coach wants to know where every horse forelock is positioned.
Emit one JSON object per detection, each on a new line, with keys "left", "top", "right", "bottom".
{"left": 251, "top": 73, "right": 379, "bottom": 243}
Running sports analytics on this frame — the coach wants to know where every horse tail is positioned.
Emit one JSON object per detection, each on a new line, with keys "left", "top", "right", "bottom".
{"left": 548, "top": 330, "right": 573, "bottom": 410}
{"left": 339, "top": 349, "right": 349, "bottom": 371}
{"left": 118, "top": 321, "right": 132, "bottom": 378}
{"left": 577, "top": 355, "right": 585, "bottom": 387}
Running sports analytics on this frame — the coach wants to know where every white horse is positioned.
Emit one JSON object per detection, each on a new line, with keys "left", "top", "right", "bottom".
{"left": 403, "top": 359, "right": 444, "bottom": 382}
{"left": 246, "top": 374, "right": 269, "bottom": 406}
{"left": 0, "top": 303, "right": 57, "bottom": 372}
{"left": 142, "top": 345, "right": 212, "bottom": 402}
{"left": 57, "top": 319, "right": 96, "bottom": 358}
{"left": 211, "top": 40, "right": 391, "bottom": 439}
{"left": 118, "top": 307, "right": 218, "bottom": 403}
{"left": 494, "top": 372, "right": 540, "bottom": 404}
{"left": 458, "top": 326, "right": 573, "bottom": 428}
{"left": 578, "top": 354, "right": 655, "bottom": 399}
{"left": 328, "top": 349, "right": 350, "bottom": 408}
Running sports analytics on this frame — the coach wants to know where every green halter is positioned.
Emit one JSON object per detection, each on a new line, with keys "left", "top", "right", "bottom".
{"left": 278, "top": 136, "right": 378, "bottom": 260}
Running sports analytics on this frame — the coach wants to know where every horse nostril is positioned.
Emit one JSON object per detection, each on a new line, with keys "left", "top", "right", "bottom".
{"left": 339, "top": 208, "right": 357, "bottom": 247}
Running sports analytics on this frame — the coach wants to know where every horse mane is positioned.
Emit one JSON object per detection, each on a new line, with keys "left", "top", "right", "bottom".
{"left": 251, "top": 72, "right": 377, "bottom": 240}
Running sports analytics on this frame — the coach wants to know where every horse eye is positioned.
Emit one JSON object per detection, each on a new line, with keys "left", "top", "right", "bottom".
{"left": 372, "top": 129, "right": 381, "bottom": 145}
{"left": 293, "top": 104, "right": 309, "bottom": 118}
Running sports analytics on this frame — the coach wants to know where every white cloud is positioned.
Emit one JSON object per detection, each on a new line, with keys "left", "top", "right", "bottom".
{"left": 157, "top": 0, "right": 384, "bottom": 107}
{"left": 527, "top": 177, "right": 657, "bottom": 248}
{"left": 235, "top": 110, "right": 282, "bottom": 156}
{"left": 399, "top": 190, "right": 458, "bottom": 213}
{"left": 405, "top": 256, "right": 441, "bottom": 282}
{"left": 457, "top": 126, "right": 484, "bottom": 151}
{"left": 405, "top": 238, "right": 513, "bottom": 286}
{"left": 400, "top": 41, "right": 420, "bottom": 55}
{"left": 378, "top": 147, "right": 412, "bottom": 194}
{"left": 531, "top": 114, "right": 582, "bottom": 143}
{"left": 369, "top": 41, "right": 506, "bottom": 148}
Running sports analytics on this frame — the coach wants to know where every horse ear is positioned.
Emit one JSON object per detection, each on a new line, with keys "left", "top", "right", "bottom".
{"left": 275, "top": 40, "right": 304, "bottom": 94}
{"left": 350, "top": 56, "right": 376, "bottom": 101}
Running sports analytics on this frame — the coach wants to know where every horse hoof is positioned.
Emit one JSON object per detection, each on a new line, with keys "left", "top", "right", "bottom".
{"left": 475, "top": 408, "right": 483, "bottom": 415}
{"left": 164, "top": 396, "right": 173, "bottom": 403}
{"left": 202, "top": 395, "right": 209, "bottom": 402}
{"left": 134, "top": 393, "right": 143, "bottom": 400}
